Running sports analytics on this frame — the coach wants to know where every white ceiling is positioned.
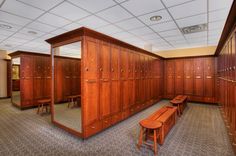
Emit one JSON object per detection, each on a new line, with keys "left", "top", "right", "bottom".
{"left": 0, "top": 0, "right": 233, "bottom": 57}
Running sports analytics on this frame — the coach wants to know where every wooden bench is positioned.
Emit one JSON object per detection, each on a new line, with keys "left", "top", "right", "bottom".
{"left": 137, "top": 106, "right": 177, "bottom": 154}
{"left": 37, "top": 98, "right": 51, "bottom": 115}
{"left": 170, "top": 95, "right": 188, "bottom": 116}
{"left": 67, "top": 95, "right": 81, "bottom": 108}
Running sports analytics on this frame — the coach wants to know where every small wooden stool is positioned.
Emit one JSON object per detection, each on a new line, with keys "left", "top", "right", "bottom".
{"left": 67, "top": 95, "right": 81, "bottom": 108}
{"left": 37, "top": 99, "right": 51, "bottom": 115}
{"left": 137, "top": 119, "right": 162, "bottom": 155}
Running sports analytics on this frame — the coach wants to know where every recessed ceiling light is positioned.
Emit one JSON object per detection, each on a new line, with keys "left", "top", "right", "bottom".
{"left": 27, "top": 30, "right": 38, "bottom": 35}
{"left": 150, "top": 16, "right": 162, "bottom": 22}
{"left": 0, "top": 24, "right": 12, "bottom": 30}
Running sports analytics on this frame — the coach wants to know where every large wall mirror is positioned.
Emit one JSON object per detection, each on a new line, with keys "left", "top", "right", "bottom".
{"left": 11, "top": 57, "right": 21, "bottom": 106}
{"left": 52, "top": 41, "right": 82, "bottom": 133}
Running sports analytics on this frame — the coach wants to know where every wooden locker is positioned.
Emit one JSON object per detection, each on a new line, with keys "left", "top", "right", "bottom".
{"left": 165, "top": 60, "right": 175, "bottom": 98}
{"left": 193, "top": 58, "right": 204, "bottom": 97}
{"left": 110, "top": 45, "right": 121, "bottom": 114}
{"left": 174, "top": 59, "right": 184, "bottom": 95}
{"left": 204, "top": 58, "right": 215, "bottom": 101}
{"left": 184, "top": 59, "right": 194, "bottom": 95}
{"left": 99, "top": 42, "right": 111, "bottom": 119}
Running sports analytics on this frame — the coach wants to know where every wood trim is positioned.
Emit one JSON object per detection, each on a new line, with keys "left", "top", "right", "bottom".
{"left": 8, "top": 51, "right": 81, "bottom": 60}
{"left": 45, "top": 27, "right": 163, "bottom": 59}
{"left": 215, "top": 0, "right": 236, "bottom": 56}
{"left": 164, "top": 55, "right": 216, "bottom": 60}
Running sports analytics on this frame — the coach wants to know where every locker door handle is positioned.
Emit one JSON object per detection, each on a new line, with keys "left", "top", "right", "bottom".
{"left": 111, "top": 68, "right": 114, "bottom": 72}
{"left": 99, "top": 68, "right": 103, "bottom": 71}
{"left": 206, "top": 76, "right": 212, "bottom": 79}
{"left": 85, "top": 68, "right": 89, "bottom": 71}
{"left": 196, "top": 76, "right": 201, "bottom": 79}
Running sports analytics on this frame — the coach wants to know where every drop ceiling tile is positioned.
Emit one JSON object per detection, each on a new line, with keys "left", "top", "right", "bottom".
{"left": 138, "top": 9, "right": 172, "bottom": 26}
{"left": 129, "top": 27, "right": 153, "bottom": 36}
{"left": 97, "top": 5, "right": 132, "bottom": 23}
{"left": 77, "top": 15, "right": 109, "bottom": 29}
{"left": 62, "top": 23, "right": 82, "bottom": 31}
{"left": 114, "top": 0, "right": 128, "bottom": 3}
{"left": 150, "top": 21, "right": 177, "bottom": 32}
{"left": 115, "top": 18, "right": 144, "bottom": 30}
{"left": 0, "top": 34, "right": 8, "bottom": 40}
{"left": 38, "top": 33, "right": 56, "bottom": 40}
{"left": 121, "top": 0, "right": 164, "bottom": 16}
{"left": 27, "top": 21, "right": 57, "bottom": 33}
{"left": 184, "top": 31, "right": 207, "bottom": 39}
{"left": 1, "top": 0, "right": 44, "bottom": 19}
{"left": 208, "top": 20, "right": 225, "bottom": 31}
{"left": 19, "top": 27, "right": 46, "bottom": 37}
{"left": 50, "top": 2, "right": 90, "bottom": 21}
{"left": 209, "top": 9, "right": 229, "bottom": 22}
{"left": 51, "top": 28, "right": 68, "bottom": 35}
{"left": 141, "top": 33, "right": 161, "bottom": 41}
{"left": 96, "top": 24, "right": 123, "bottom": 35}
{"left": 37, "top": 13, "right": 71, "bottom": 27}
{"left": 170, "top": 40, "right": 188, "bottom": 45}
{"left": 68, "top": 0, "right": 116, "bottom": 13}
{"left": 159, "top": 29, "right": 182, "bottom": 37}
{"left": 0, "top": 29, "right": 15, "bottom": 36}
{"left": 165, "top": 35, "right": 185, "bottom": 41}
{"left": 11, "top": 32, "right": 37, "bottom": 40}
{"left": 168, "top": 0, "right": 207, "bottom": 19}
{"left": 18, "top": 0, "right": 64, "bottom": 11}
{"left": 111, "top": 31, "right": 134, "bottom": 39}
{"left": 208, "top": 29, "right": 223, "bottom": 37}
{"left": 176, "top": 14, "right": 207, "bottom": 27}
{"left": 0, "top": 11, "right": 31, "bottom": 26}
{"left": 209, "top": 0, "right": 233, "bottom": 11}
{"left": 162, "top": 0, "right": 193, "bottom": 8}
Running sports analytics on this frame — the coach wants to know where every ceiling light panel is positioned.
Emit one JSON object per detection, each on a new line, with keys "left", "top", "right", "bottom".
{"left": 19, "top": 28, "right": 45, "bottom": 37}
{"left": 68, "top": 0, "right": 116, "bottom": 13}
{"left": 162, "top": 0, "right": 193, "bottom": 8}
{"left": 138, "top": 9, "right": 172, "bottom": 26}
{"left": 168, "top": 0, "right": 207, "bottom": 19}
{"left": 115, "top": 18, "right": 145, "bottom": 30}
{"left": 37, "top": 13, "right": 71, "bottom": 27}
{"left": 121, "top": 0, "right": 164, "bottom": 16}
{"left": 97, "top": 5, "right": 132, "bottom": 23}
{"left": 18, "top": 0, "right": 64, "bottom": 11}
{"left": 176, "top": 14, "right": 207, "bottom": 27}
{"left": 1, "top": 0, "right": 44, "bottom": 19}
{"left": 50, "top": 2, "right": 90, "bottom": 21}
{"left": 77, "top": 15, "right": 109, "bottom": 29}
{"left": 150, "top": 21, "right": 177, "bottom": 32}
{"left": 209, "top": 0, "right": 233, "bottom": 11}
{"left": 0, "top": 11, "right": 31, "bottom": 26}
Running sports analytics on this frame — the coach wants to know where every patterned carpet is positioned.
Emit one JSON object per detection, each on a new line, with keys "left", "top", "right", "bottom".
{"left": 0, "top": 98, "right": 234, "bottom": 156}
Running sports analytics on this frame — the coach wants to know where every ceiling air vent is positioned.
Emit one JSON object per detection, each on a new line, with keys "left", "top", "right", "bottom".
{"left": 181, "top": 23, "right": 208, "bottom": 34}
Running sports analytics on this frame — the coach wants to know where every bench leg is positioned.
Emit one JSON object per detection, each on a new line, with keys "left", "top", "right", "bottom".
{"left": 138, "top": 127, "right": 144, "bottom": 149}
{"left": 153, "top": 129, "right": 157, "bottom": 155}
{"left": 37, "top": 104, "right": 40, "bottom": 114}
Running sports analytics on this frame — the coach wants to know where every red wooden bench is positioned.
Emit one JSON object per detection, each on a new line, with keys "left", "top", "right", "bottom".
{"left": 170, "top": 95, "right": 188, "bottom": 116}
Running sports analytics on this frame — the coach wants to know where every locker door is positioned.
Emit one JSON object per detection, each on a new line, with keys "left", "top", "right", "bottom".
{"left": 175, "top": 59, "right": 184, "bottom": 95}
{"left": 165, "top": 60, "right": 175, "bottom": 98}
{"left": 83, "top": 38, "right": 99, "bottom": 126}
{"left": 204, "top": 58, "right": 215, "bottom": 98}
{"left": 99, "top": 42, "right": 111, "bottom": 118}
{"left": 193, "top": 58, "right": 204, "bottom": 96}
{"left": 33, "top": 56, "right": 43, "bottom": 101}
{"left": 110, "top": 45, "right": 121, "bottom": 114}
{"left": 184, "top": 59, "right": 194, "bottom": 95}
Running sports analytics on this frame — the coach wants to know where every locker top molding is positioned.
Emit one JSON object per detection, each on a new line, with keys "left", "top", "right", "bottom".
{"left": 45, "top": 27, "right": 163, "bottom": 59}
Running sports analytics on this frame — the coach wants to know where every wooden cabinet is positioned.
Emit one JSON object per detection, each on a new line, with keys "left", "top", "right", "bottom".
{"left": 184, "top": 59, "right": 194, "bottom": 95}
